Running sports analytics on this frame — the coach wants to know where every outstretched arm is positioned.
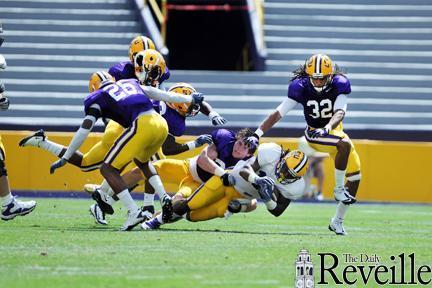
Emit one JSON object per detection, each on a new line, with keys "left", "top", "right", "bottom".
{"left": 162, "top": 134, "right": 212, "bottom": 156}
{"left": 141, "top": 85, "right": 203, "bottom": 105}
{"left": 196, "top": 144, "right": 225, "bottom": 177}
{"left": 199, "top": 101, "right": 227, "bottom": 126}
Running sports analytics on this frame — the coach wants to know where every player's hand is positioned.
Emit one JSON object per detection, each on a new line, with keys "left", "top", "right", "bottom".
{"left": 221, "top": 173, "right": 236, "bottom": 186}
{"left": 0, "top": 96, "right": 10, "bottom": 111}
{"left": 50, "top": 158, "right": 67, "bottom": 174}
{"left": 256, "top": 178, "right": 275, "bottom": 202}
{"left": 308, "top": 127, "right": 330, "bottom": 139}
{"left": 191, "top": 92, "right": 204, "bottom": 106}
{"left": 244, "top": 134, "right": 259, "bottom": 151}
{"left": 194, "top": 134, "right": 213, "bottom": 147}
{"left": 211, "top": 114, "right": 227, "bottom": 126}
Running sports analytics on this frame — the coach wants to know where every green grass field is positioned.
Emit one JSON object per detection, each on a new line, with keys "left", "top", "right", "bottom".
{"left": 0, "top": 198, "right": 431, "bottom": 288}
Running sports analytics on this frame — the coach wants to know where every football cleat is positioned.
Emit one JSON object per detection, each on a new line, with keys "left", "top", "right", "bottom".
{"left": 142, "top": 205, "right": 155, "bottom": 219}
{"left": 334, "top": 187, "right": 356, "bottom": 205}
{"left": 120, "top": 208, "right": 147, "bottom": 231}
{"left": 160, "top": 195, "right": 173, "bottom": 223}
{"left": 89, "top": 203, "right": 107, "bottom": 225}
{"left": 84, "top": 184, "right": 100, "bottom": 195}
{"left": 1, "top": 197, "right": 36, "bottom": 221}
{"left": 141, "top": 217, "right": 161, "bottom": 230}
{"left": 91, "top": 189, "right": 114, "bottom": 215}
{"left": 19, "top": 130, "right": 46, "bottom": 147}
{"left": 328, "top": 217, "right": 347, "bottom": 235}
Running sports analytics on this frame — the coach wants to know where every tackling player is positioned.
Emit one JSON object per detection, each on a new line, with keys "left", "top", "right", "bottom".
{"left": 246, "top": 54, "right": 361, "bottom": 235}
{"left": 142, "top": 143, "right": 309, "bottom": 229}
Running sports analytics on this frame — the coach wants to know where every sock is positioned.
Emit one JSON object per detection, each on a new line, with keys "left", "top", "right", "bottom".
{"left": 0, "top": 192, "right": 13, "bottom": 206}
{"left": 117, "top": 189, "right": 138, "bottom": 212}
{"left": 335, "top": 169, "right": 346, "bottom": 188}
{"left": 156, "top": 213, "right": 164, "bottom": 224}
{"left": 143, "top": 193, "right": 155, "bottom": 207}
{"left": 148, "top": 175, "right": 167, "bottom": 200}
{"left": 39, "top": 140, "right": 64, "bottom": 157}
{"left": 335, "top": 202, "right": 349, "bottom": 221}
{"left": 106, "top": 196, "right": 116, "bottom": 205}
{"left": 100, "top": 180, "right": 115, "bottom": 197}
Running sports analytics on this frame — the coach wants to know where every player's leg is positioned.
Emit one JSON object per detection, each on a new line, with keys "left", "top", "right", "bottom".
{"left": 306, "top": 125, "right": 356, "bottom": 204}
{"left": 329, "top": 146, "right": 361, "bottom": 235}
{"left": 0, "top": 140, "right": 36, "bottom": 220}
{"left": 101, "top": 117, "right": 153, "bottom": 231}
{"left": 19, "top": 129, "right": 84, "bottom": 167}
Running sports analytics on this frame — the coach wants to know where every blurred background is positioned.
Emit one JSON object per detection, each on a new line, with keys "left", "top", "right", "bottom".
{"left": 0, "top": 0, "right": 431, "bottom": 202}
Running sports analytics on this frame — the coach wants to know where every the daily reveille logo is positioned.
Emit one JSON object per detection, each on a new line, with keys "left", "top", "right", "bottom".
{"left": 294, "top": 250, "right": 431, "bottom": 287}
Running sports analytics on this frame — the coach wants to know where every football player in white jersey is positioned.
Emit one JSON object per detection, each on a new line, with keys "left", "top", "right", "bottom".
{"left": 142, "top": 142, "right": 309, "bottom": 229}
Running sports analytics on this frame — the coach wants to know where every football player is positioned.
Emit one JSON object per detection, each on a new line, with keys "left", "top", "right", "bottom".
{"left": 0, "top": 30, "right": 37, "bottom": 220}
{"left": 110, "top": 35, "right": 226, "bottom": 126}
{"left": 91, "top": 128, "right": 258, "bottom": 225}
{"left": 142, "top": 143, "right": 309, "bottom": 229}
{"left": 46, "top": 50, "right": 204, "bottom": 231}
{"left": 245, "top": 54, "right": 361, "bottom": 235}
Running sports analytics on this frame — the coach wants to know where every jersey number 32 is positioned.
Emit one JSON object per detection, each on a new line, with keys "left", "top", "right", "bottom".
{"left": 306, "top": 99, "right": 333, "bottom": 119}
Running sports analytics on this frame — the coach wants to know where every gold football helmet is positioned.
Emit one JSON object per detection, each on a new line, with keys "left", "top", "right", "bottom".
{"left": 305, "top": 54, "right": 334, "bottom": 92}
{"left": 128, "top": 36, "right": 155, "bottom": 62}
{"left": 134, "top": 49, "right": 166, "bottom": 86}
{"left": 275, "top": 150, "right": 309, "bottom": 184}
{"left": 88, "top": 71, "right": 115, "bottom": 93}
{"left": 167, "top": 83, "right": 200, "bottom": 117}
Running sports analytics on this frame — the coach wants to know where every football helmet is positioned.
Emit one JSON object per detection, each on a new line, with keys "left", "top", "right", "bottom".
{"left": 275, "top": 150, "right": 309, "bottom": 184}
{"left": 167, "top": 83, "right": 200, "bottom": 117}
{"left": 128, "top": 36, "right": 155, "bottom": 62}
{"left": 305, "top": 54, "right": 333, "bottom": 92}
{"left": 88, "top": 71, "right": 115, "bottom": 93}
{"left": 134, "top": 49, "right": 166, "bottom": 86}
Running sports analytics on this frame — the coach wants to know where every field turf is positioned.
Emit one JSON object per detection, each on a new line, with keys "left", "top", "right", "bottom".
{"left": 1, "top": 198, "right": 431, "bottom": 287}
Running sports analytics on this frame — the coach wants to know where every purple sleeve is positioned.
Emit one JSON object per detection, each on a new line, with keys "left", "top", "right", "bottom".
{"left": 334, "top": 75, "right": 351, "bottom": 95}
{"left": 287, "top": 79, "right": 304, "bottom": 103}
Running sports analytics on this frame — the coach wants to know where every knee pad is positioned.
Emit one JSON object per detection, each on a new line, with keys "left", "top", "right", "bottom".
{"left": 0, "top": 159, "right": 7, "bottom": 177}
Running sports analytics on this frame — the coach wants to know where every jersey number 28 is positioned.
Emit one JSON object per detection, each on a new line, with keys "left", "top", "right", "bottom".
{"left": 306, "top": 99, "right": 333, "bottom": 119}
{"left": 104, "top": 82, "right": 139, "bottom": 101}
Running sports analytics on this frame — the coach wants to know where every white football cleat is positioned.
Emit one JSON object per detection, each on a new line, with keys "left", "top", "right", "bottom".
{"left": 334, "top": 187, "right": 356, "bottom": 204}
{"left": 1, "top": 197, "right": 36, "bottom": 221}
{"left": 120, "top": 208, "right": 148, "bottom": 231}
{"left": 328, "top": 217, "right": 347, "bottom": 235}
{"left": 141, "top": 217, "right": 162, "bottom": 230}
{"left": 89, "top": 203, "right": 107, "bottom": 225}
{"left": 19, "top": 130, "right": 46, "bottom": 147}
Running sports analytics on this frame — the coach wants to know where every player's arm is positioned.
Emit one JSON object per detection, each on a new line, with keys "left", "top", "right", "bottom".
{"left": 50, "top": 105, "right": 100, "bottom": 173}
{"left": 247, "top": 98, "right": 298, "bottom": 143}
{"left": 162, "top": 134, "right": 212, "bottom": 156}
{"left": 196, "top": 143, "right": 225, "bottom": 177}
{"left": 326, "top": 94, "right": 347, "bottom": 130}
{"left": 199, "top": 101, "right": 227, "bottom": 126}
{"left": 141, "top": 85, "right": 204, "bottom": 105}
{"left": 267, "top": 188, "right": 291, "bottom": 217}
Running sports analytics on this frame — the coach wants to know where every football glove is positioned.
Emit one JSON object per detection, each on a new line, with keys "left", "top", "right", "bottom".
{"left": 0, "top": 96, "right": 9, "bottom": 111}
{"left": 221, "top": 173, "right": 236, "bottom": 186}
{"left": 255, "top": 176, "right": 275, "bottom": 202}
{"left": 308, "top": 127, "right": 330, "bottom": 139}
{"left": 194, "top": 134, "right": 213, "bottom": 147}
{"left": 191, "top": 92, "right": 204, "bottom": 106}
{"left": 244, "top": 133, "right": 260, "bottom": 147}
{"left": 211, "top": 114, "right": 227, "bottom": 126}
{"left": 50, "top": 158, "right": 67, "bottom": 174}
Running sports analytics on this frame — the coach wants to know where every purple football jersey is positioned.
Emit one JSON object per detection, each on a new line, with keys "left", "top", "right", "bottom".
{"left": 152, "top": 101, "right": 186, "bottom": 137}
{"left": 84, "top": 78, "right": 154, "bottom": 128}
{"left": 288, "top": 75, "right": 351, "bottom": 128}
{"left": 196, "top": 129, "right": 242, "bottom": 182}
{"left": 108, "top": 61, "right": 170, "bottom": 84}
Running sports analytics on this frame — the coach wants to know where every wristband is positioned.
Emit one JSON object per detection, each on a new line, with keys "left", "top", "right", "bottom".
{"left": 214, "top": 166, "right": 225, "bottom": 177}
{"left": 186, "top": 141, "right": 196, "bottom": 150}
{"left": 255, "top": 128, "right": 264, "bottom": 138}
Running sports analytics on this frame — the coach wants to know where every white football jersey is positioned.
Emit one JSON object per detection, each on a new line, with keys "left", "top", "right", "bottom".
{"left": 231, "top": 143, "right": 305, "bottom": 200}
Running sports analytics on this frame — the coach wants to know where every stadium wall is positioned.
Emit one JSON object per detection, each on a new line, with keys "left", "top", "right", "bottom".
{"left": 5, "top": 131, "right": 432, "bottom": 203}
